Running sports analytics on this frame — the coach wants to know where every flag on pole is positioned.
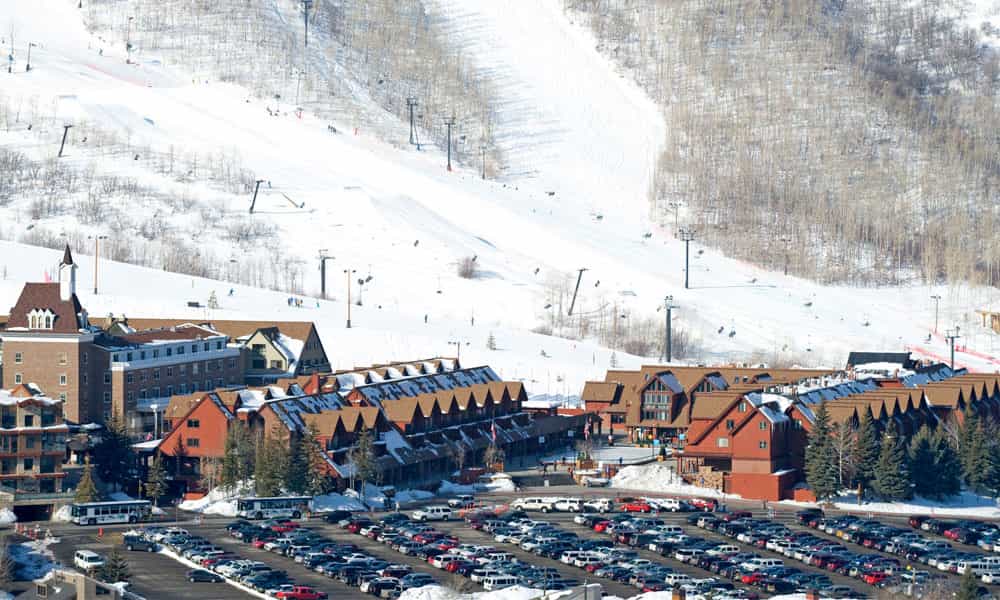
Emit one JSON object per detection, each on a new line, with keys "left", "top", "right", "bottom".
{"left": 491, "top": 420, "right": 496, "bottom": 443}
{"left": 43, "top": 270, "right": 52, "bottom": 283}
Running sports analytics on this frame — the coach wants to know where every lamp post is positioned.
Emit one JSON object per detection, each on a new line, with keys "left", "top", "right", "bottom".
{"left": 780, "top": 235, "right": 791, "bottom": 276}
{"left": 931, "top": 294, "right": 942, "bottom": 334}
{"left": 318, "top": 249, "right": 333, "bottom": 299}
{"left": 448, "top": 340, "right": 465, "bottom": 360}
{"left": 344, "top": 268, "right": 356, "bottom": 328}
{"left": 445, "top": 115, "right": 456, "bottom": 172}
{"left": 679, "top": 227, "right": 696, "bottom": 289}
{"left": 662, "top": 295, "right": 676, "bottom": 362}
{"left": 26, "top": 42, "right": 36, "bottom": 72}
{"left": 150, "top": 403, "right": 159, "bottom": 439}
{"left": 90, "top": 234, "right": 108, "bottom": 294}
{"left": 945, "top": 326, "right": 961, "bottom": 370}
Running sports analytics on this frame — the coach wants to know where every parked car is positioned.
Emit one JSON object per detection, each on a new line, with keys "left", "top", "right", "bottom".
{"left": 186, "top": 569, "right": 223, "bottom": 583}
{"left": 411, "top": 506, "right": 453, "bottom": 521}
{"left": 274, "top": 585, "right": 329, "bottom": 599}
{"left": 123, "top": 534, "right": 157, "bottom": 552}
{"left": 448, "top": 495, "right": 476, "bottom": 509}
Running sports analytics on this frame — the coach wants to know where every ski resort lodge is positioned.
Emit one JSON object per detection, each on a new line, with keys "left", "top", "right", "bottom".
{"left": 583, "top": 361, "right": 1000, "bottom": 501}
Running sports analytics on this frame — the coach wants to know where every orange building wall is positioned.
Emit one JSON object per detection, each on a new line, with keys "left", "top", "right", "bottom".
{"left": 160, "top": 400, "right": 231, "bottom": 458}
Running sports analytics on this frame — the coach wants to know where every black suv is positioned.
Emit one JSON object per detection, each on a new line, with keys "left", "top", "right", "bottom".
{"left": 124, "top": 535, "right": 157, "bottom": 552}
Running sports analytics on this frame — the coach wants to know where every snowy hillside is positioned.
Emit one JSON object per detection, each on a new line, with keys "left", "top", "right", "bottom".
{"left": 0, "top": 0, "right": 999, "bottom": 384}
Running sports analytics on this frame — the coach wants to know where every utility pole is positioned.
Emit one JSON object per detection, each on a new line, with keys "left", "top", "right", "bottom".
{"left": 58, "top": 124, "right": 73, "bottom": 158}
{"left": 344, "top": 268, "right": 356, "bottom": 328}
{"left": 448, "top": 340, "right": 463, "bottom": 360}
{"left": 679, "top": 227, "right": 696, "bottom": 289}
{"left": 663, "top": 295, "right": 676, "bottom": 362}
{"left": 945, "top": 326, "right": 961, "bottom": 370}
{"left": 301, "top": 0, "right": 313, "bottom": 47}
{"left": 445, "top": 115, "right": 456, "bottom": 172}
{"left": 7, "top": 27, "right": 13, "bottom": 74}
{"left": 567, "top": 268, "right": 588, "bottom": 316}
{"left": 780, "top": 235, "right": 791, "bottom": 276}
{"left": 91, "top": 234, "right": 108, "bottom": 294}
{"left": 931, "top": 294, "right": 942, "bottom": 334}
{"left": 318, "top": 250, "right": 333, "bottom": 299}
{"left": 249, "top": 179, "right": 264, "bottom": 213}
{"left": 406, "top": 97, "right": 418, "bottom": 145}
{"left": 26, "top": 42, "right": 35, "bottom": 72}
{"left": 668, "top": 201, "right": 681, "bottom": 234}
{"left": 125, "top": 16, "right": 134, "bottom": 64}
{"left": 480, "top": 142, "right": 487, "bottom": 180}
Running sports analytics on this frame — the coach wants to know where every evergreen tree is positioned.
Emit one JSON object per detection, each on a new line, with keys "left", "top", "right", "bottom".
{"left": 75, "top": 458, "right": 100, "bottom": 503}
{"left": 98, "top": 546, "right": 131, "bottom": 583}
{"left": 609, "top": 352, "right": 619, "bottom": 368}
{"left": 486, "top": 332, "right": 497, "bottom": 351}
{"left": 931, "top": 429, "right": 962, "bottom": 498}
{"left": 959, "top": 403, "right": 982, "bottom": 481}
{"left": 349, "top": 429, "right": 378, "bottom": 501}
{"left": 963, "top": 420, "right": 993, "bottom": 493}
{"left": 93, "top": 414, "right": 134, "bottom": 491}
{"left": 909, "top": 426, "right": 937, "bottom": 498}
{"left": 957, "top": 565, "right": 979, "bottom": 600}
{"left": 171, "top": 433, "right": 188, "bottom": 478}
{"left": 143, "top": 453, "right": 168, "bottom": 506}
{"left": 285, "top": 433, "right": 310, "bottom": 495}
{"left": 832, "top": 420, "right": 856, "bottom": 488}
{"left": 253, "top": 428, "right": 288, "bottom": 497}
{"left": 484, "top": 443, "right": 506, "bottom": 473}
{"left": 853, "top": 409, "right": 880, "bottom": 494}
{"left": 221, "top": 424, "right": 240, "bottom": 492}
{"left": 304, "top": 424, "right": 335, "bottom": 496}
{"left": 873, "top": 421, "right": 912, "bottom": 501}
{"left": 804, "top": 403, "right": 839, "bottom": 501}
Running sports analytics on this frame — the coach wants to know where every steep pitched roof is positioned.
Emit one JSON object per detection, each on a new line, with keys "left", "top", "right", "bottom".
{"left": 120, "top": 318, "right": 318, "bottom": 347}
{"left": 6, "top": 283, "right": 85, "bottom": 334}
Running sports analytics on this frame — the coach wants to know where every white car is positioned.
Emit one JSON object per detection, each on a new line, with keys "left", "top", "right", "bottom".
{"left": 554, "top": 498, "right": 583, "bottom": 512}
{"left": 583, "top": 499, "right": 613, "bottom": 513}
{"left": 510, "top": 497, "right": 558, "bottom": 512}
{"left": 430, "top": 554, "right": 459, "bottom": 569}
{"left": 411, "top": 506, "right": 453, "bottom": 521}
{"left": 664, "top": 573, "right": 693, "bottom": 586}
{"left": 74, "top": 550, "right": 105, "bottom": 571}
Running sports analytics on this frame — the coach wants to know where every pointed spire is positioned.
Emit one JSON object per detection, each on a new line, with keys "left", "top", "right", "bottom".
{"left": 62, "top": 244, "right": 74, "bottom": 266}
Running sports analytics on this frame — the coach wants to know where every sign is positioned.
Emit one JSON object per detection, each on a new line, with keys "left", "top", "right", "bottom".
{"left": 653, "top": 439, "right": 661, "bottom": 447}
{"left": 538, "top": 436, "right": 545, "bottom": 444}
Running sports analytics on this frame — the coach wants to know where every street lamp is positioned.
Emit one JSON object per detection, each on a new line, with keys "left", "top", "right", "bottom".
{"left": 125, "top": 16, "right": 135, "bottom": 64}
{"left": 930, "top": 295, "right": 942, "bottom": 334}
{"left": 679, "top": 227, "right": 696, "bottom": 289}
{"left": 150, "top": 403, "right": 159, "bottom": 439}
{"left": 661, "top": 295, "right": 677, "bottom": 362}
{"left": 945, "top": 326, "right": 962, "bottom": 370}
{"left": 26, "top": 42, "right": 36, "bottom": 72}
{"left": 344, "top": 268, "right": 356, "bottom": 328}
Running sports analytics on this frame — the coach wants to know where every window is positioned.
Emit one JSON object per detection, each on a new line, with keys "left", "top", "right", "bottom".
{"left": 153, "top": 349, "right": 159, "bottom": 358}
{"left": 759, "top": 441, "right": 768, "bottom": 449}
{"left": 126, "top": 373, "right": 134, "bottom": 384}
{"left": 179, "top": 384, "right": 187, "bottom": 394}
{"left": 140, "top": 351, "right": 146, "bottom": 360}
{"left": 166, "top": 367, "right": 173, "bottom": 377}
{"left": 216, "top": 341, "right": 223, "bottom": 350}
{"left": 82, "top": 372, "right": 87, "bottom": 384}
{"left": 82, "top": 353, "right": 87, "bottom": 365}
{"left": 57, "top": 352, "right": 67, "bottom": 366}
{"left": 14, "top": 352, "right": 21, "bottom": 364}
{"left": 104, "top": 371, "right": 111, "bottom": 384}
{"left": 23, "top": 458, "right": 34, "bottom": 470}
{"left": 216, "top": 378, "right": 223, "bottom": 387}
{"left": 179, "top": 365, "right": 187, "bottom": 376}
{"left": 153, "top": 368, "right": 160, "bottom": 380}
{"left": 59, "top": 374, "right": 68, "bottom": 386}
{"left": 191, "top": 344, "right": 198, "bottom": 353}
{"left": 203, "top": 342, "right": 210, "bottom": 352}
{"left": 794, "top": 419, "right": 803, "bottom": 429}
{"left": 139, "top": 390, "right": 147, "bottom": 400}
{"left": 44, "top": 316, "right": 51, "bottom": 329}
{"left": 24, "top": 415, "right": 34, "bottom": 427}
{"left": 166, "top": 347, "right": 172, "bottom": 357}
{"left": 759, "top": 421, "right": 767, "bottom": 430}
{"left": 25, "top": 437, "right": 34, "bottom": 449}
{"left": 151, "top": 387, "right": 159, "bottom": 398}
{"left": 103, "top": 392, "right": 111, "bottom": 404}
{"left": 166, "top": 385, "right": 173, "bottom": 396}
{"left": 187, "top": 419, "right": 200, "bottom": 428}
{"left": 126, "top": 352, "right": 133, "bottom": 361}
{"left": 140, "top": 371, "right": 147, "bottom": 383}
{"left": 738, "top": 402, "right": 747, "bottom": 412}
{"left": 113, "top": 353, "right": 120, "bottom": 362}
{"left": 187, "top": 438, "right": 200, "bottom": 448}
{"left": 216, "top": 360, "right": 222, "bottom": 370}
{"left": 270, "top": 360, "right": 282, "bottom": 369}
{"left": 127, "top": 391, "right": 134, "bottom": 403}
{"left": 192, "top": 363, "right": 199, "bottom": 375}
{"left": 14, "top": 373, "right": 21, "bottom": 384}
{"left": 228, "top": 358, "right": 237, "bottom": 369}
{"left": 717, "top": 437, "right": 729, "bottom": 448}
{"left": 725, "top": 419, "right": 735, "bottom": 430}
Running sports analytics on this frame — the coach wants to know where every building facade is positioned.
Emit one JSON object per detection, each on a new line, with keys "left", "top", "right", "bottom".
{"left": 0, "top": 384, "right": 69, "bottom": 495}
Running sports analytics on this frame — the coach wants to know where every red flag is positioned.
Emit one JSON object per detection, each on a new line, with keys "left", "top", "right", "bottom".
{"left": 491, "top": 420, "right": 496, "bottom": 443}
{"left": 43, "top": 270, "right": 52, "bottom": 283}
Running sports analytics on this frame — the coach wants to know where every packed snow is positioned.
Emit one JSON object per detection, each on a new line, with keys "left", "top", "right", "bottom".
{"left": 782, "top": 489, "right": 1000, "bottom": 519}
{"left": 9, "top": 536, "right": 60, "bottom": 580}
{"left": 611, "top": 462, "right": 736, "bottom": 499}
{"left": 52, "top": 505, "right": 72, "bottom": 523}
{"left": 0, "top": 507, "right": 16, "bottom": 526}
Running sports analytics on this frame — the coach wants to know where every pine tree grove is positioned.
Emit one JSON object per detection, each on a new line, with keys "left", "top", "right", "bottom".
{"left": 853, "top": 410, "right": 880, "bottom": 494}
{"left": 350, "top": 429, "right": 378, "bottom": 500}
{"left": 75, "top": 458, "right": 100, "bottom": 503}
{"left": 285, "top": 433, "right": 310, "bottom": 495}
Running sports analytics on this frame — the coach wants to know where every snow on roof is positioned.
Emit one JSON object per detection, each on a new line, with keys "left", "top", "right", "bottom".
{"left": 238, "top": 389, "right": 267, "bottom": 409}
{"left": 379, "top": 428, "right": 413, "bottom": 464}
{"left": 745, "top": 392, "right": 790, "bottom": 424}
{"left": 0, "top": 389, "right": 60, "bottom": 406}
{"left": 273, "top": 333, "right": 304, "bottom": 374}
{"left": 522, "top": 396, "right": 567, "bottom": 409}
{"left": 132, "top": 439, "right": 162, "bottom": 450}
{"left": 854, "top": 362, "right": 915, "bottom": 378}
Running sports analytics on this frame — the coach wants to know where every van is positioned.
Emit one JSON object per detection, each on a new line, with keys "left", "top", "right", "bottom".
{"left": 411, "top": 506, "right": 453, "bottom": 521}
{"left": 482, "top": 575, "right": 519, "bottom": 591}
{"left": 740, "top": 557, "right": 783, "bottom": 571}
{"left": 656, "top": 498, "right": 684, "bottom": 512}
{"left": 74, "top": 550, "right": 105, "bottom": 571}
{"left": 657, "top": 525, "right": 684, "bottom": 537}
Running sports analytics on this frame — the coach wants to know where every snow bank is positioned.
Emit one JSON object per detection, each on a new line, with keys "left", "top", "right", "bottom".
{"left": 0, "top": 508, "right": 16, "bottom": 526}
{"left": 313, "top": 491, "right": 366, "bottom": 513}
{"left": 611, "top": 462, "right": 737, "bottom": 499}
{"left": 349, "top": 485, "right": 436, "bottom": 509}
{"left": 10, "top": 537, "right": 60, "bottom": 580}
{"left": 52, "top": 505, "right": 72, "bottom": 523}
{"left": 0, "top": 592, "right": 13, "bottom": 600}
{"left": 400, "top": 585, "right": 547, "bottom": 600}
{"left": 179, "top": 487, "right": 240, "bottom": 517}
{"left": 781, "top": 489, "right": 1000, "bottom": 519}
{"left": 438, "top": 480, "right": 478, "bottom": 495}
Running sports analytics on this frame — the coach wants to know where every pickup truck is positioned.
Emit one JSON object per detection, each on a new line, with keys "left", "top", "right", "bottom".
{"left": 274, "top": 586, "right": 329, "bottom": 600}
{"left": 447, "top": 495, "right": 476, "bottom": 509}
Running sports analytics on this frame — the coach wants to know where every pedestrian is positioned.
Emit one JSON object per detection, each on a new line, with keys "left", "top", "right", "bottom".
{"left": 619, "top": 456, "right": 624, "bottom": 467}
{"left": 424, "top": 314, "right": 428, "bottom": 324}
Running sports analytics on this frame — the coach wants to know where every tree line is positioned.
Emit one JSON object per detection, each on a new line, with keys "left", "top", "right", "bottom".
{"left": 806, "top": 402, "right": 1000, "bottom": 502}
{"left": 565, "top": 0, "right": 1000, "bottom": 287}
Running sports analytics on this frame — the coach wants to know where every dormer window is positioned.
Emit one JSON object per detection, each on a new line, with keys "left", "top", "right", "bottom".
{"left": 27, "top": 309, "right": 56, "bottom": 330}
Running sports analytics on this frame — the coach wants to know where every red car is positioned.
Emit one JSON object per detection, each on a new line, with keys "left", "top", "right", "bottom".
{"left": 741, "top": 572, "right": 765, "bottom": 585}
{"left": 275, "top": 586, "right": 328, "bottom": 600}
{"left": 908, "top": 515, "right": 928, "bottom": 529}
{"left": 722, "top": 511, "right": 752, "bottom": 522}
{"left": 863, "top": 571, "right": 889, "bottom": 586}
{"left": 689, "top": 498, "right": 718, "bottom": 512}
{"left": 621, "top": 501, "right": 652, "bottom": 513}
{"left": 270, "top": 520, "right": 300, "bottom": 533}
{"left": 643, "top": 583, "right": 668, "bottom": 592}
{"left": 252, "top": 539, "right": 268, "bottom": 549}
{"left": 593, "top": 520, "right": 611, "bottom": 532}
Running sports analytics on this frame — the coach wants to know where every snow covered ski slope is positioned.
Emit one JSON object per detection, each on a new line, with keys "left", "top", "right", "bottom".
{"left": 0, "top": 0, "right": 998, "bottom": 395}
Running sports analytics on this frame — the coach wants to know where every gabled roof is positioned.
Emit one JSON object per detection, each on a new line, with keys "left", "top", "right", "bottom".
{"left": 582, "top": 381, "right": 622, "bottom": 403}
{"left": 846, "top": 352, "right": 915, "bottom": 369}
{"left": 120, "top": 318, "right": 319, "bottom": 345}
{"left": 6, "top": 283, "right": 85, "bottom": 334}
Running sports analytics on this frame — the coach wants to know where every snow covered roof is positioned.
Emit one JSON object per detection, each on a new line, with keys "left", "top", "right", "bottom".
{"left": 351, "top": 366, "right": 500, "bottom": 407}
{"left": 744, "top": 392, "right": 790, "bottom": 424}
